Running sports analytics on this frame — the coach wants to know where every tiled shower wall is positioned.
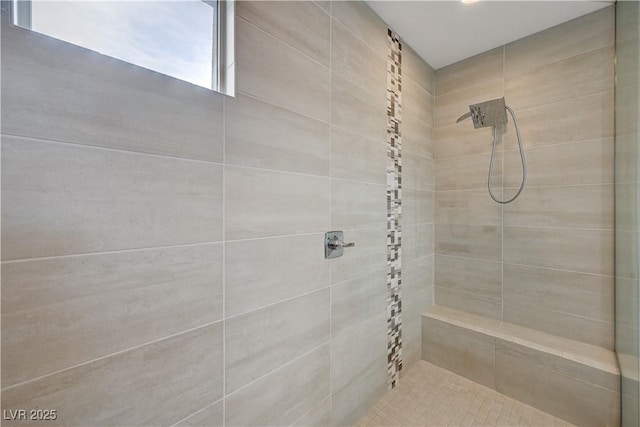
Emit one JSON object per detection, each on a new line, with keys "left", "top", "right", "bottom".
{"left": 433, "top": 7, "right": 615, "bottom": 349}
{"left": 0, "top": 2, "right": 434, "bottom": 426}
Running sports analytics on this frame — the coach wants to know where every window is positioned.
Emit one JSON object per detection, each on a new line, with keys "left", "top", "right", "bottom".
{"left": 11, "top": 0, "right": 235, "bottom": 95}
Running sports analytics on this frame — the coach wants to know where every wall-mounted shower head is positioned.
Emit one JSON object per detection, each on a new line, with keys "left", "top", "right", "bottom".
{"left": 456, "top": 97, "right": 508, "bottom": 129}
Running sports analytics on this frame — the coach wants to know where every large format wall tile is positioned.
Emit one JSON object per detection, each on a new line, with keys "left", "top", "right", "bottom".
{"left": 290, "top": 398, "right": 331, "bottom": 427}
{"left": 434, "top": 123, "right": 494, "bottom": 159}
{"left": 331, "top": 73, "right": 387, "bottom": 144}
{"left": 225, "top": 289, "right": 330, "bottom": 393}
{"left": 1, "top": 23, "right": 224, "bottom": 162}
{"left": 175, "top": 401, "right": 224, "bottom": 427}
{"left": 435, "top": 224, "right": 502, "bottom": 261}
{"left": 504, "top": 226, "right": 613, "bottom": 276}
{"left": 436, "top": 189, "right": 502, "bottom": 226}
{"left": 403, "top": 224, "right": 435, "bottom": 263}
{"left": 435, "top": 286, "right": 502, "bottom": 320}
{"left": 505, "top": 46, "right": 614, "bottom": 111}
{"left": 505, "top": 8, "right": 614, "bottom": 77}
{"left": 331, "top": 179, "right": 386, "bottom": 230}
{"left": 225, "top": 234, "right": 329, "bottom": 317}
{"left": 225, "top": 93, "right": 330, "bottom": 176}
{"left": 1, "top": 323, "right": 223, "bottom": 427}
{"left": 436, "top": 47, "right": 504, "bottom": 97}
{"left": 236, "top": 18, "right": 330, "bottom": 122}
{"left": 331, "top": 1, "right": 388, "bottom": 56}
{"left": 435, "top": 151, "right": 502, "bottom": 191}
{"left": 2, "top": 137, "right": 223, "bottom": 260}
{"left": 403, "top": 189, "right": 434, "bottom": 226}
{"left": 404, "top": 43, "right": 435, "bottom": 95}
{"left": 2, "top": 244, "right": 223, "bottom": 387}
{"left": 435, "top": 77, "right": 504, "bottom": 128}
{"left": 403, "top": 78, "right": 434, "bottom": 127}
{"left": 225, "top": 344, "right": 330, "bottom": 427}
{"left": 435, "top": 255, "right": 501, "bottom": 301}
{"left": 331, "top": 20, "right": 386, "bottom": 94}
{"left": 225, "top": 165, "right": 330, "bottom": 240}
{"left": 237, "top": 1, "right": 330, "bottom": 67}
{"left": 331, "top": 127, "right": 386, "bottom": 184}
{"left": 330, "top": 228, "right": 387, "bottom": 284}
{"left": 403, "top": 114, "right": 434, "bottom": 159}
{"left": 403, "top": 153, "right": 435, "bottom": 191}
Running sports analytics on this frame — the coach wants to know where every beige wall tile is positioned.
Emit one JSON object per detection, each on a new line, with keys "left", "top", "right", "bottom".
{"left": 1, "top": 323, "right": 223, "bottom": 427}
{"left": 505, "top": 7, "right": 614, "bottom": 77}
{"left": 435, "top": 255, "right": 501, "bottom": 300}
{"left": 331, "top": 179, "right": 386, "bottom": 230}
{"left": 330, "top": 228, "right": 387, "bottom": 284}
{"left": 403, "top": 114, "right": 433, "bottom": 159}
{"left": 237, "top": 18, "right": 330, "bottom": 122}
{"left": 237, "top": 1, "right": 330, "bottom": 66}
{"left": 435, "top": 151, "right": 502, "bottom": 191}
{"left": 403, "top": 153, "right": 435, "bottom": 191}
{"left": 404, "top": 43, "right": 435, "bottom": 95}
{"left": 436, "top": 47, "right": 503, "bottom": 97}
{"left": 403, "top": 225, "right": 435, "bottom": 262}
{"left": 508, "top": 92, "right": 614, "bottom": 148}
{"left": 503, "top": 263, "right": 613, "bottom": 348}
{"left": 331, "top": 73, "right": 387, "bottom": 143}
{"left": 2, "top": 137, "right": 223, "bottom": 260}
{"left": 504, "top": 138, "right": 614, "bottom": 187}
{"left": 225, "top": 234, "right": 329, "bottom": 317}
{"left": 434, "top": 123, "right": 494, "bottom": 159}
{"left": 225, "top": 289, "right": 329, "bottom": 393}
{"left": 503, "top": 185, "right": 614, "bottom": 230}
{"left": 435, "top": 224, "right": 502, "bottom": 261}
{"left": 504, "top": 226, "right": 613, "bottom": 276}
{"left": 403, "top": 189, "right": 434, "bottom": 225}
{"left": 495, "top": 339, "right": 619, "bottom": 427}
{"left": 2, "top": 244, "right": 222, "bottom": 387}
{"left": 436, "top": 189, "right": 502, "bottom": 226}
{"left": 175, "top": 401, "right": 223, "bottom": 427}
{"left": 617, "top": 37, "right": 640, "bottom": 89}
{"left": 331, "top": 269, "right": 387, "bottom": 337}
{"left": 404, "top": 78, "right": 434, "bottom": 127}
{"left": 331, "top": 127, "right": 387, "bottom": 184}
{"left": 617, "top": 1, "right": 640, "bottom": 42}
{"left": 422, "top": 316, "right": 495, "bottom": 388}
{"left": 331, "top": 314, "right": 387, "bottom": 392}
{"left": 505, "top": 46, "right": 614, "bottom": 111}
{"left": 616, "top": 85, "right": 640, "bottom": 137}
{"left": 434, "top": 286, "right": 502, "bottom": 320}
{"left": 403, "top": 255, "right": 434, "bottom": 296}
{"left": 225, "top": 93, "right": 330, "bottom": 176}
{"left": 616, "top": 134, "right": 639, "bottom": 185}
{"left": 331, "top": 20, "right": 386, "bottom": 93}
{"left": 225, "top": 344, "right": 330, "bottom": 427}
{"left": 330, "top": 1, "right": 388, "bottom": 56}
{"left": 435, "top": 77, "right": 504, "bottom": 128}
{"left": 331, "top": 356, "right": 388, "bottom": 427}
{"left": 225, "top": 165, "right": 330, "bottom": 240}
{"left": 1, "top": 22, "right": 224, "bottom": 162}
{"left": 291, "top": 397, "right": 331, "bottom": 427}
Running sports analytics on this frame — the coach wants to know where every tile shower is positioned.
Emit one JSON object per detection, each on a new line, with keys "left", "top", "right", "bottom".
{"left": 0, "top": 1, "right": 634, "bottom": 427}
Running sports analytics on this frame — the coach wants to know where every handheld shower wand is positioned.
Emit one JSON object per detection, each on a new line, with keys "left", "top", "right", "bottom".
{"left": 455, "top": 98, "right": 527, "bottom": 204}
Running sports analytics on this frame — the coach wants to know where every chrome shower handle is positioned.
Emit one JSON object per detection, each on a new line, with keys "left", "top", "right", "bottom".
{"left": 327, "top": 236, "right": 355, "bottom": 249}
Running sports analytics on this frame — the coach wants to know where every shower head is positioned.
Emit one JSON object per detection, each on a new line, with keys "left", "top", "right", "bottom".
{"left": 456, "top": 97, "right": 508, "bottom": 129}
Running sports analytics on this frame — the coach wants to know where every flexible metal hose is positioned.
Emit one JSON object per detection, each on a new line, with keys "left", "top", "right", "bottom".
{"left": 487, "top": 105, "right": 527, "bottom": 204}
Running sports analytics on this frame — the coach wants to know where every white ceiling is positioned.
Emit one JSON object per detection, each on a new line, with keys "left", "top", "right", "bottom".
{"left": 366, "top": 1, "right": 612, "bottom": 70}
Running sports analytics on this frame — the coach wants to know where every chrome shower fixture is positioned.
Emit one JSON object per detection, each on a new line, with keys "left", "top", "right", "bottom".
{"left": 456, "top": 97, "right": 527, "bottom": 204}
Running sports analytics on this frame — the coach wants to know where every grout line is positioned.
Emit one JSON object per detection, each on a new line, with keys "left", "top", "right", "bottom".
{"left": 171, "top": 398, "right": 224, "bottom": 427}
{"left": 329, "top": 11, "right": 334, "bottom": 422}
{"left": 224, "top": 340, "right": 330, "bottom": 399}
{"left": 1, "top": 318, "right": 225, "bottom": 392}
{"left": 501, "top": 44, "right": 506, "bottom": 323}
{"left": 222, "top": 91, "right": 227, "bottom": 427}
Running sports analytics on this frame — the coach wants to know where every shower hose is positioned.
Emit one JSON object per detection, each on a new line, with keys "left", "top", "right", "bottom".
{"left": 488, "top": 105, "right": 527, "bottom": 204}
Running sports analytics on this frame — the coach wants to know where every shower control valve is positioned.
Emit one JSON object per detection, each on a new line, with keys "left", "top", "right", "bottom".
{"left": 325, "top": 231, "right": 355, "bottom": 259}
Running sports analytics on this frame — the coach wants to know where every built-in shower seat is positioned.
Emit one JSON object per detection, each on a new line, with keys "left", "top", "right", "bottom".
{"left": 421, "top": 305, "right": 620, "bottom": 427}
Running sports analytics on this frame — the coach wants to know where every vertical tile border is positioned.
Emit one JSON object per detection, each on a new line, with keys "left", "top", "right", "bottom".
{"left": 386, "top": 28, "right": 403, "bottom": 388}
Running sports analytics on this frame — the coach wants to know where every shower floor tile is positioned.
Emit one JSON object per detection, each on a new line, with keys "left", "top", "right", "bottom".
{"left": 355, "top": 360, "right": 575, "bottom": 427}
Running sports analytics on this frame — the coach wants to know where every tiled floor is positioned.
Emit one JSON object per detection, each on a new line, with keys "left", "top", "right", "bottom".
{"left": 356, "top": 361, "right": 575, "bottom": 427}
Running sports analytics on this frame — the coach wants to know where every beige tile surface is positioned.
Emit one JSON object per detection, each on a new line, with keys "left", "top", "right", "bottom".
{"left": 505, "top": 7, "right": 614, "bottom": 77}
{"left": 403, "top": 225, "right": 435, "bottom": 263}
{"left": 2, "top": 137, "right": 223, "bottom": 260}
{"left": 435, "top": 77, "right": 504, "bottom": 128}
{"left": 1, "top": 21, "right": 224, "bottom": 162}
{"left": 404, "top": 43, "right": 435, "bottom": 95}
{"left": 435, "top": 255, "right": 502, "bottom": 300}
{"left": 434, "top": 123, "right": 495, "bottom": 159}
{"left": 224, "top": 165, "right": 330, "bottom": 240}
{"left": 225, "top": 289, "right": 329, "bottom": 393}
{"left": 2, "top": 244, "right": 223, "bottom": 387}
{"left": 329, "top": 228, "right": 387, "bottom": 284}
{"left": 435, "top": 151, "right": 502, "bottom": 191}
{"left": 436, "top": 189, "right": 502, "bottom": 226}
{"left": 175, "top": 400, "right": 224, "bottom": 427}
{"left": 225, "top": 93, "right": 330, "bottom": 176}
{"left": 357, "top": 361, "right": 574, "bottom": 427}
{"left": 331, "top": 127, "right": 387, "bottom": 184}
{"left": 403, "top": 114, "right": 434, "bottom": 159}
{"left": 224, "top": 234, "right": 329, "bottom": 317}
{"left": 436, "top": 47, "right": 504, "bottom": 97}
{"left": 331, "top": 73, "right": 387, "bottom": 144}
{"left": 404, "top": 189, "right": 435, "bottom": 226}
{"left": 435, "top": 286, "right": 502, "bottom": 320}
{"left": 435, "top": 224, "right": 502, "bottom": 261}
{"left": 236, "top": 18, "right": 330, "bottom": 122}
{"left": 403, "top": 153, "right": 435, "bottom": 191}
{"left": 237, "top": 1, "right": 330, "bottom": 67}
{"left": 403, "top": 255, "right": 435, "bottom": 296}
{"left": 331, "top": 179, "right": 386, "bottom": 230}
{"left": 404, "top": 78, "right": 435, "bottom": 127}
{"left": 225, "top": 344, "right": 330, "bottom": 427}
{"left": 330, "top": 1, "right": 388, "bottom": 56}
{"left": 1, "top": 323, "right": 224, "bottom": 427}
{"left": 291, "top": 397, "right": 331, "bottom": 427}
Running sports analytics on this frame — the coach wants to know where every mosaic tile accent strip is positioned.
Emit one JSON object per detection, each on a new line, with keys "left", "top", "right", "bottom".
{"left": 386, "top": 28, "right": 403, "bottom": 389}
